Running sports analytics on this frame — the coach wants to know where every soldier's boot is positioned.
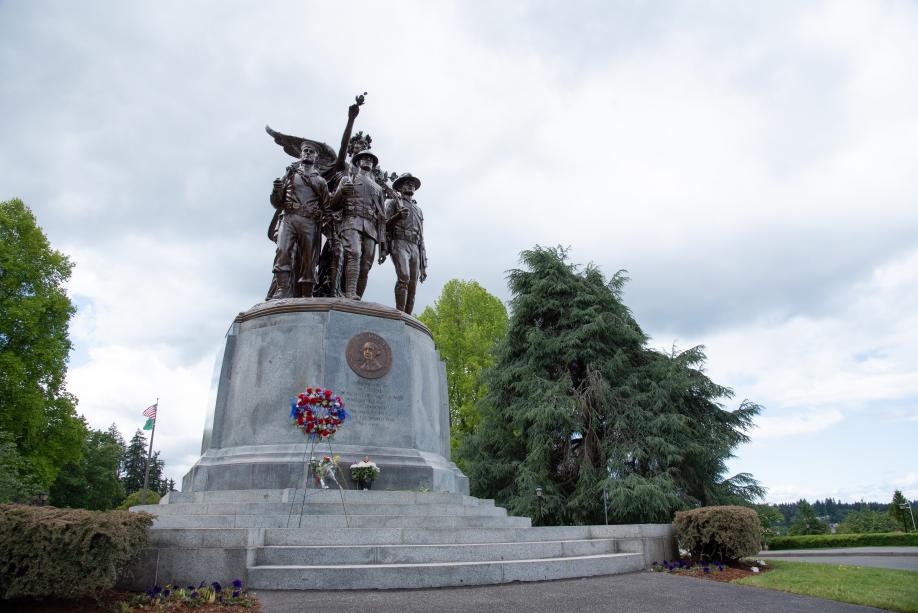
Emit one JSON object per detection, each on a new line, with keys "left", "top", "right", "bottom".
{"left": 299, "top": 281, "right": 314, "bottom": 298}
{"left": 344, "top": 261, "right": 360, "bottom": 300}
{"left": 394, "top": 287, "right": 408, "bottom": 312}
{"left": 405, "top": 291, "right": 415, "bottom": 315}
{"left": 355, "top": 271, "right": 369, "bottom": 300}
{"left": 327, "top": 267, "right": 341, "bottom": 297}
{"left": 271, "top": 271, "right": 291, "bottom": 300}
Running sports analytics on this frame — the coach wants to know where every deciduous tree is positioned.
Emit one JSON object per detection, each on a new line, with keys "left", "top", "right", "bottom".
{"left": 418, "top": 279, "right": 508, "bottom": 465}
{"left": 0, "top": 198, "right": 84, "bottom": 487}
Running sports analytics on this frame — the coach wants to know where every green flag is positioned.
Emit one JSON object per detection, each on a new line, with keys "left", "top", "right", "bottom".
{"left": 143, "top": 417, "right": 155, "bottom": 430}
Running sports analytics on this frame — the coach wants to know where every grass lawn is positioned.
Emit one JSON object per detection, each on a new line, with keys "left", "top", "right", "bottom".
{"left": 736, "top": 560, "right": 918, "bottom": 613}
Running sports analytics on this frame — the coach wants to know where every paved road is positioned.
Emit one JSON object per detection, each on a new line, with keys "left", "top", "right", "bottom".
{"left": 758, "top": 547, "right": 918, "bottom": 571}
{"left": 255, "top": 572, "right": 884, "bottom": 613}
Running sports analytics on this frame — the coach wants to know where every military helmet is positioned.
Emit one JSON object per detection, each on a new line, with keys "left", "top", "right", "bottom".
{"left": 392, "top": 172, "right": 421, "bottom": 191}
{"left": 351, "top": 149, "right": 379, "bottom": 166}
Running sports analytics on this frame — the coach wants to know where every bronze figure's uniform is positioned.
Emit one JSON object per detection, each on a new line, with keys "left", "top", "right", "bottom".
{"left": 386, "top": 173, "right": 427, "bottom": 314}
{"left": 270, "top": 159, "right": 329, "bottom": 298}
{"left": 336, "top": 150, "right": 387, "bottom": 300}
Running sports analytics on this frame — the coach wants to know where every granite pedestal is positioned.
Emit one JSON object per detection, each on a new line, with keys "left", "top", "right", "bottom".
{"left": 181, "top": 298, "right": 467, "bottom": 494}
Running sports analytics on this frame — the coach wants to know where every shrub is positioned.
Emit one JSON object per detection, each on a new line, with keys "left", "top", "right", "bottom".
{"left": 673, "top": 505, "right": 762, "bottom": 562}
{"left": 117, "top": 489, "right": 160, "bottom": 510}
{"left": 768, "top": 532, "right": 918, "bottom": 550}
{"left": 0, "top": 504, "right": 153, "bottom": 600}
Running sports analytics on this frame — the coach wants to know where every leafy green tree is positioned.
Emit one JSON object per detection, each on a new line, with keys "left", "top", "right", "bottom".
{"left": 837, "top": 506, "right": 899, "bottom": 534}
{"left": 888, "top": 490, "right": 912, "bottom": 532}
{"left": 753, "top": 504, "right": 786, "bottom": 540}
{"left": 462, "top": 246, "right": 763, "bottom": 525}
{"left": 418, "top": 279, "right": 508, "bottom": 464}
{"left": 117, "top": 488, "right": 160, "bottom": 509}
{"left": 788, "top": 499, "right": 830, "bottom": 535}
{"left": 49, "top": 424, "right": 126, "bottom": 510}
{"left": 0, "top": 429, "right": 40, "bottom": 503}
{"left": 0, "top": 198, "right": 84, "bottom": 487}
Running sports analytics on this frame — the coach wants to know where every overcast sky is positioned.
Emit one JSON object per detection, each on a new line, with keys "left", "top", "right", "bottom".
{"left": 2, "top": 0, "right": 916, "bottom": 504}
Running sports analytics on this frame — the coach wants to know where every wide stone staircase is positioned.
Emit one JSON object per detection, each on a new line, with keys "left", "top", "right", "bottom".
{"left": 127, "top": 489, "right": 673, "bottom": 590}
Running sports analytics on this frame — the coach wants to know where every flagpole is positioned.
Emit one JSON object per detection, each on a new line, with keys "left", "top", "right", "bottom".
{"left": 140, "top": 398, "right": 159, "bottom": 505}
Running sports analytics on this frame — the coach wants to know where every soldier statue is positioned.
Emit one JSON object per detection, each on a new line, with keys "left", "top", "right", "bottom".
{"left": 333, "top": 149, "right": 388, "bottom": 300}
{"left": 268, "top": 142, "right": 332, "bottom": 299}
{"left": 385, "top": 173, "right": 427, "bottom": 314}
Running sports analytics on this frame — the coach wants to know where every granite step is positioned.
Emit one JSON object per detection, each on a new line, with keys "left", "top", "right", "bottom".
{"left": 165, "top": 489, "right": 494, "bottom": 507}
{"left": 255, "top": 538, "right": 620, "bottom": 565}
{"left": 246, "top": 552, "right": 645, "bottom": 589}
{"left": 262, "top": 526, "right": 607, "bottom": 546}
{"left": 135, "top": 501, "right": 507, "bottom": 517}
{"left": 148, "top": 513, "right": 532, "bottom": 530}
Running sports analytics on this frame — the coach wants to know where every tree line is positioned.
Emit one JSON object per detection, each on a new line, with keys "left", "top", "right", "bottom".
{"left": 0, "top": 199, "right": 172, "bottom": 509}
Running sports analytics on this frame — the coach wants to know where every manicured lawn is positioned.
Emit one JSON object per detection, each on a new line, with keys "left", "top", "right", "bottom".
{"left": 736, "top": 560, "right": 918, "bottom": 613}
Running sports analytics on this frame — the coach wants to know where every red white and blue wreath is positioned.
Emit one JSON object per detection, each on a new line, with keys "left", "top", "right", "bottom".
{"left": 289, "top": 387, "right": 348, "bottom": 439}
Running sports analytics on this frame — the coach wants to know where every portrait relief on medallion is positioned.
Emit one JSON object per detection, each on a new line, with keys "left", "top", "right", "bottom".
{"left": 345, "top": 332, "right": 393, "bottom": 379}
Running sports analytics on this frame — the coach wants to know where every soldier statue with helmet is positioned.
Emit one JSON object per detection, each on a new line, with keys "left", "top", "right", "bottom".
{"left": 385, "top": 173, "right": 427, "bottom": 314}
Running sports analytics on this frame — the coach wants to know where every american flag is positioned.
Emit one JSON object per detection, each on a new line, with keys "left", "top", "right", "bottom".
{"left": 142, "top": 404, "right": 158, "bottom": 418}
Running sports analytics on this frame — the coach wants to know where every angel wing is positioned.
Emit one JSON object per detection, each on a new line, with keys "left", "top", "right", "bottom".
{"left": 264, "top": 125, "right": 337, "bottom": 176}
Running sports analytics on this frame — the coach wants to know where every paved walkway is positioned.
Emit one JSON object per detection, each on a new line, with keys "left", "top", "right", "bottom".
{"left": 758, "top": 547, "right": 918, "bottom": 571}
{"left": 255, "top": 572, "right": 884, "bottom": 613}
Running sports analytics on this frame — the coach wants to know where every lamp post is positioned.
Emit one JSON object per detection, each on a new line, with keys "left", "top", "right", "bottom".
{"left": 900, "top": 503, "right": 917, "bottom": 532}
{"left": 535, "top": 486, "right": 543, "bottom": 525}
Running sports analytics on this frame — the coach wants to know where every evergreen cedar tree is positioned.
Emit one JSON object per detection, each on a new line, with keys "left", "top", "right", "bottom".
{"left": 460, "top": 246, "right": 764, "bottom": 526}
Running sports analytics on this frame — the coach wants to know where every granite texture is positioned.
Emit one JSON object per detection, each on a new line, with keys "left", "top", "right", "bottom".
{"left": 180, "top": 299, "right": 467, "bottom": 494}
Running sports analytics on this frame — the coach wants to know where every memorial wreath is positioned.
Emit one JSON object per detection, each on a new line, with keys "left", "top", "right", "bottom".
{"left": 289, "top": 387, "right": 348, "bottom": 438}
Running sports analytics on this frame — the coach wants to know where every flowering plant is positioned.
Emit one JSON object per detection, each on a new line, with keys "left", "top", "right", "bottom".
{"left": 290, "top": 387, "right": 348, "bottom": 439}
{"left": 127, "top": 579, "right": 254, "bottom": 610}
{"left": 350, "top": 456, "right": 380, "bottom": 482}
{"left": 309, "top": 455, "right": 339, "bottom": 477}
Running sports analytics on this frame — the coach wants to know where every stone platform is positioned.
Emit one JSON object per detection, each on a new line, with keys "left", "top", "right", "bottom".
{"left": 125, "top": 489, "right": 675, "bottom": 590}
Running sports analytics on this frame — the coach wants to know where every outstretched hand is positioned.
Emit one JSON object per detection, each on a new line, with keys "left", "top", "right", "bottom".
{"left": 348, "top": 103, "right": 360, "bottom": 120}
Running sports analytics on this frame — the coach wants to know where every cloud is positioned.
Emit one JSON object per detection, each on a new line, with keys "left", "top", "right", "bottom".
{"left": 753, "top": 409, "right": 844, "bottom": 439}
{"left": 2, "top": 1, "right": 918, "bottom": 499}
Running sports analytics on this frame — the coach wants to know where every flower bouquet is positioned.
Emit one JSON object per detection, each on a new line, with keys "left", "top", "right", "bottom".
{"left": 350, "top": 456, "right": 380, "bottom": 490}
{"left": 309, "top": 455, "right": 340, "bottom": 489}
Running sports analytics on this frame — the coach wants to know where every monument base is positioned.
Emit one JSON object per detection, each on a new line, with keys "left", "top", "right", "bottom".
{"left": 182, "top": 298, "right": 467, "bottom": 495}
{"left": 181, "top": 442, "right": 468, "bottom": 494}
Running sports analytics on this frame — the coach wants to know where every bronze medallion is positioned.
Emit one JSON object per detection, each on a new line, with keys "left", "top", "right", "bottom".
{"left": 346, "top": 332, "right": 392, "bottom": 379}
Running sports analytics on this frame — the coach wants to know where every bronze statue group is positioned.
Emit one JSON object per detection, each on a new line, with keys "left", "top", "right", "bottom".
{"left": 265, "top": 94, "right": 427, "bottom": 314}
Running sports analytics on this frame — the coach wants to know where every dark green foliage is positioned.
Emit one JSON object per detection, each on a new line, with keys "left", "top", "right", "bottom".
{"left": 0, "top": 504, "right": 153, "bottom": 599}
{"left": 775, "top": 498, "right": 909, "bottom": 525}
{"left": 788, "top": 499, "right": 830, "bottom": 535}
{"left": 0, "top": 199, "right": 84, "bottom": 487}
{"left": 673, "top": 505, "right": 763, "bottom": 562}
{"left": 768, "top": 532, "right": 918, "bottom": 550}
{"left": 0, "top": 430, "right": 40, "bottom": 503}
{"left": 50, "top": 426, "right": 126, "bottom": 510}
{"left": 888, "top": 490, "right": 913, "bottom": 532}
{"left": 419, "top": 279, "right": 508, "bottom": 467}
{"left": 838, "top": 507, "right": 900, "bottom": 534}
{"left": 116, "top": 489, "right": 160, "bottom": 510}
{"left": 462, "top": 246, "right": 763, "bottom": 525}
{"left": 121, "top": 430, "right": 164, "bottom": 496}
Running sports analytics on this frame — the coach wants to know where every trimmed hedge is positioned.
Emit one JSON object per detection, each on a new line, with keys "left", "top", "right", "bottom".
{"left": 0, "top": 504, "right": 154, "bottom": 600}
{"left": 768, "top": 532, "right": 918, "bottom": 550}
{"left": 674, "top": 505, "right": 763, "bottom": 562}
